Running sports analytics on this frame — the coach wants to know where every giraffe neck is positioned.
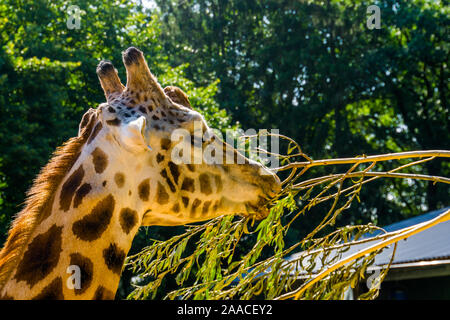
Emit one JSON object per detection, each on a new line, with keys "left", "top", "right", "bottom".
{"left": 0, "top": 134, "right": 142, "bottom": 299}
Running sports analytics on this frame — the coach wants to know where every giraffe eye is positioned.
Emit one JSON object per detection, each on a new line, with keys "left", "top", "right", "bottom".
{"left": 107, "top": 106, "right": 116, "bottom": 113}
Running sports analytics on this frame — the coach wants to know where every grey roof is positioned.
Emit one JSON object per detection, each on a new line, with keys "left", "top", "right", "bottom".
{"left": 286, "top": 207, "right": 450, "bottom": 273}
{"left": 232, "top": 207, "right": 450, "bottom": 283}
{"left": 361, "top": 206, "right": 450, "bottom": 266}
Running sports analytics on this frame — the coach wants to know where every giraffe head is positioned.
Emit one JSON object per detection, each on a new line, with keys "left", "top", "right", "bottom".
{"left": 91, "top": 47, "right": 281, "bottom": 226}
{"left": 0, "top": 47, "right": 281, "bottom": 300}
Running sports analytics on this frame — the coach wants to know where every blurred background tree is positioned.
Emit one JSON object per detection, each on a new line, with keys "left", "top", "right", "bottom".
{"left": 0, "top": 0, "right": 234, "bottom": 240}
{"left": 0, "top": 0, "right": 448, "bottom": 298}
{"left": 155, "top": 0, "right": 449, "bottom": 225}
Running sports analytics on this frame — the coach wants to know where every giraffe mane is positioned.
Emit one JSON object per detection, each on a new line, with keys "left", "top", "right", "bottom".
{"left": 0, "top": 109, "right": 98, "bottom": 291}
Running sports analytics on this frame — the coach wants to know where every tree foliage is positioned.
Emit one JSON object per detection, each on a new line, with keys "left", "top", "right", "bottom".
{"left": 126, "top": 143, "right": 449, "bottom": 300}
{"left": 0, "top": 0, "right": 448, "bottom": 299}
{"left": 0, "top": 0, "right": 233, "bottom": 243}
{"left": 155, "top": 0, "right": 449, "bottom": 224}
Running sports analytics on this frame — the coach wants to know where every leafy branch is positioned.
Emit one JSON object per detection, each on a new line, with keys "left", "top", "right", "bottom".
{"left": 126, "top": 134, "right": 449, "bottom": 300}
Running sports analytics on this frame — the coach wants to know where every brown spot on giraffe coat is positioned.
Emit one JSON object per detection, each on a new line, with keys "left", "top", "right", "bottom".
{"left": 202, "top": 201, "right": 212, "bottom": 216}
{"left": 119, "top": 208, "right": 138, "bottom": 234}
{"left": 199, "top": 173, "right": 212, "bottom": 195}
{"left": 156, "top": 182, "right": 169, "bottom": 204}
{"left": 181, "top": 196, "right": 189, "bottom": 208}
{"left": 73, "top": 183, "right": 92, "bottom": 209}
{"left": 69, "top": 253, "right": 94, "bottom": 295}
{"left": 160, "top": 169, "right": 176, "bottom": 192}
{"left": 106, "top": 118, "right": 121, "bottom": 126}
{"left": 114, "top": 172, "right": 125, "bottom": 188}
{"left": 191, "top": 199, "right": 201, "bottom": 216}
{"left": 171, "top": 203, "right": 180, "bottom": 213}
{"left": 93, "top": 286, "right": 115, "bottom": 300}
{"left": 72, "top": 194, "right": 115, "bottom": 241}
{"left": 138, "top": 106, "right": 147, "bottom": 115}
{"left": 138, "top": 178, "right": 150, "bottom": 201}
{"left": 168, "top": 161, "right": 180, "bottom": 184}
{"left": 91, "top": 147, "right": 108, "bottom": 174}
{"left": 32, "top": 277, "right": 64, "bottom": 300}
{"left": 14, "top": 225, "right": 63, "bottom": 288}
{"left": 160, "top": 138, "right": 171, "bottom": 150}
{"left": 59, "top": 165, "right": 85, "bottom": 211}
{"left": 40, "top": 192, "right": 56, "bottom": 223}
{"left": 156, "top": 153, "right": 164, "bottom": 163}
{"left": 181, "top": 177, "right": 195, "bottom": 193}
{"left": 103, "top": 243, "right": 126, "bottom": 275}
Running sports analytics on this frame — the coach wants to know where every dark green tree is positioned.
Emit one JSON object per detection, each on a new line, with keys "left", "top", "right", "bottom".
{"left": 153, "top": 0, "right": 449, "bottom": 226}
{"left": 0, "top": 0, "right": 234, "bottom": 243}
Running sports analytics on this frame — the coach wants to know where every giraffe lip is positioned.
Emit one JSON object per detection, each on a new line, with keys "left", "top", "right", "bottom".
{"left": 264, "top": 190, "right": 277, "bottom": 199}
{"left": 263, "top": 186, "right": 281, "bottom": 200}
{"left": 248, "top": 206, "right": 270, "bottom": 220}
{"left": 261, "top": 174, "right": 282, "bottom": 199}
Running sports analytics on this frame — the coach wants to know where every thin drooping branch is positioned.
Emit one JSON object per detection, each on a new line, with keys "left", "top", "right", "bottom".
{"left": 277, "top": 208, "right": 450, "bottom": 300}
{"left": 126, "top": 137, "right": 450, "bottom": 301}
{"left": 273, "top": 150, "right": 450, "bottom": 172}
{"left": 295, "top": 171, "right": 450, "bottom": 189}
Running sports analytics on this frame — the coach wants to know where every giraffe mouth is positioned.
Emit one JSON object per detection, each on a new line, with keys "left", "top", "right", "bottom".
{"left": 244, "top": 196, "right": 272, "bottom": 220}
{"left": 244, "top": 206, "right": 270, "bottom": 220}
{"left": 261, "top": 173, "right": 282, "bottom": 199}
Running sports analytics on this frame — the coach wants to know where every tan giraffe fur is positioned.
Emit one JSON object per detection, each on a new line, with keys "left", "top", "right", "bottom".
{"left": 0, "top": 47, "right": 281, "bottom": 300}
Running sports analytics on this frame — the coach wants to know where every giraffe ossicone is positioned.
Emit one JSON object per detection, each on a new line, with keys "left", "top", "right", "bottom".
{"left": 0, "top": 47, "right": 281, "bottom": 300}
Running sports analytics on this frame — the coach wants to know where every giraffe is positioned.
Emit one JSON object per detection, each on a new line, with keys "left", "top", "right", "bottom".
{"left": 0, "top": 47, "right": 281, "bottom": 300}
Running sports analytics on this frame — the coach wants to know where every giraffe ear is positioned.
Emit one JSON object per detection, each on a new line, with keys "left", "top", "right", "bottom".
{"left": 119, "top": 116, "right": 151, "bottom": 151}
{"left": 78, "top": 108, "right": 98, "bottom": 137}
